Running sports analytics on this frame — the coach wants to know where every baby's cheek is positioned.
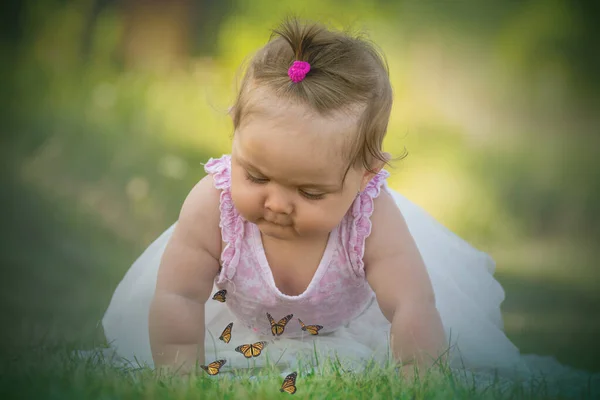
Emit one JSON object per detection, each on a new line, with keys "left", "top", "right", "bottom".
{"left": 231, "top": 186, "right": 261, "bottom": 221}
{"left": 301, "top": 207, "right": 342, "bottom": 233}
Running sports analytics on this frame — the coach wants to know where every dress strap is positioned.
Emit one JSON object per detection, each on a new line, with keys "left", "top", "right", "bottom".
{"left": 203, "top": 155, "right": 243, "bottom": 281}
{"left": 346, "top": 169, "right": 390, "bottom": 277}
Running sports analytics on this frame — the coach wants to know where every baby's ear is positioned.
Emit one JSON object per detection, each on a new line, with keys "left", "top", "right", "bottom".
{"left": 378, "top": 152, "right": 391, "bottom": 168}
{"left": 359, "top": 152, "right": 391, "bottom": 191}
{"left": 370, "top": 152, "right": 391, "bottom": 174}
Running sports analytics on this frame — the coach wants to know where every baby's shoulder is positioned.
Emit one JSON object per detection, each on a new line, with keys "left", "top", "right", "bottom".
{"left": 182, "top": 175, "right": 222, "bottom": 215}
{"left": 176, "top": 175, "right": 223, "bottom": 260}
{"left": 363, "top": 190, "right": 413, "bottom": 260}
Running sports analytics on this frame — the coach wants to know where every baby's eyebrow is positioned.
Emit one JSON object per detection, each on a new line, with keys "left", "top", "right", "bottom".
{"left": 237, "top": 157, "right": 265, "bottom": 175}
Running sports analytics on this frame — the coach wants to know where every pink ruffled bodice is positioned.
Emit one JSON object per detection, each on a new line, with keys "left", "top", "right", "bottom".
{"left": 204, "top": 155, "right": 389, "bottom": 337}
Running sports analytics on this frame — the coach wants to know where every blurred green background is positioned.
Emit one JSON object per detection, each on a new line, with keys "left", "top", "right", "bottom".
{"left": 1, "top": 0, "right": 599, "bottom": 373}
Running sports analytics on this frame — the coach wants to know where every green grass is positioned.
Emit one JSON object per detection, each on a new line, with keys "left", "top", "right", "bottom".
{"left": 1, "top": 343, "right": 594, "bottom": 400}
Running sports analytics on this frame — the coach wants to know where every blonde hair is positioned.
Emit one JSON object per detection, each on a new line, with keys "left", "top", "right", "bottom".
{"left": 232, "top": 17, "right": 396, "bottom": 174}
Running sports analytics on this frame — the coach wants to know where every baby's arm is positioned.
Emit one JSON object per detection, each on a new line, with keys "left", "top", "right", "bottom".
{"left": 148, "top": 175, "right": 222, "bottom": 375}
{"left": 364, "top": 191, "right": 446, "bottom": 377}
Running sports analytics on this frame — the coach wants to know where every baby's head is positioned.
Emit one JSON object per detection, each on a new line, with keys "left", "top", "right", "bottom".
{"left": 229, "top": 18, "right": 393, "bottom": 241}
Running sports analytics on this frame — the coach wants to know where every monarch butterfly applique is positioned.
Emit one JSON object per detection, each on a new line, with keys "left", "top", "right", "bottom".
{"left": 266, "top": 312, "right": 293, "bottom": 336}
{"left": 200, "top": 359, "right": 226, "bottom": 375}
{"left": 298, "top": 318, "right": 323, "bottom": 335}
{"left": 280, "top": 371, "right": 298, "bottom": 394}
{"left": 235, "top": 341, "right": 268, "bottom": 358}
{"left": 212, "top": 289, "right": 227, "bottom": 302}
{"left": 219, "top": 322, "right": 233, "bottom": 344}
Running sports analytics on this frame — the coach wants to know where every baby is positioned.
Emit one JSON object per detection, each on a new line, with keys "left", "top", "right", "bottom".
{"left": 102, "top": 18, "right": 581, "bottom": 387}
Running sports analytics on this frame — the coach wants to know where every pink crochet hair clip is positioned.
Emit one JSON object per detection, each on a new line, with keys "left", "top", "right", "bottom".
{"left": 288, "top": 60, "right": 311, "bottom": 83}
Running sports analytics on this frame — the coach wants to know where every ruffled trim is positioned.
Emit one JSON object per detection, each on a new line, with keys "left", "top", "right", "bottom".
{"left": 348, "top": 169, "right": 390, "bottom": 277}
{"left": 204, "top": 155, "right": 243, "bottom": 281}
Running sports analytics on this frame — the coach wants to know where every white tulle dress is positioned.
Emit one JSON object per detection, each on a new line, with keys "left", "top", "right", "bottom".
{"left": 99, "top": 155, "right": 597, "bottom": 397}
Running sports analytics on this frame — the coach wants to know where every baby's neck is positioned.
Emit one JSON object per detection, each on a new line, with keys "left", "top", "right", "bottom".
{"left": 260, "top": 230, "right": 331, "bottom": 249}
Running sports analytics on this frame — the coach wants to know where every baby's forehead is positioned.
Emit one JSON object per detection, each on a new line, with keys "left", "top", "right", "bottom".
{"left": 236, "top": 130, "right": 349, "bottom": 179}
{"left": 240, "top": 112, "right": 353, "bottom": 165}
{"left": 234, "top": 123, "right": 355, "bottom": 186}
{"left": 235, "top": 87, "right": 364, "bottom": 177}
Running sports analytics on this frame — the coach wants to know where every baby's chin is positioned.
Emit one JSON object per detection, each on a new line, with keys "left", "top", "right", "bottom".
{"left": 256, "top": 219, "right": 298, "bottom": 240}
{"left": 258, "top": 219, "right": 338, "bottom": 242}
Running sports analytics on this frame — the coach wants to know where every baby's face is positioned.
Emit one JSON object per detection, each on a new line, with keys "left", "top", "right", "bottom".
{"left": 230, "top": 90, "right": 367, "bottom": 241}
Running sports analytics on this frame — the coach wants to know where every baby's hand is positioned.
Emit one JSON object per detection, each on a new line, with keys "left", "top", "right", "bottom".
{"left": 396, "top": 361, "right": 446, "bottom": 383}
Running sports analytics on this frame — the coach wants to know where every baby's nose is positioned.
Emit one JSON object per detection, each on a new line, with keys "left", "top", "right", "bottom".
{"left": 264, "top": 188, "right": 293, "bottom": 215}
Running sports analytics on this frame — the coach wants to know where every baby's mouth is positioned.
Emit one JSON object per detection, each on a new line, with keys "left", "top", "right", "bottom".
{"left": 263, "top": 218, "right": 291, "bottom": 227}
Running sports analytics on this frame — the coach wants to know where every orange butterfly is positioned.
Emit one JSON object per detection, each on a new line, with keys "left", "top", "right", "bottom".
{"left": 212, "top": 289, "right": 227, "bottom": 302}
{"left": 267, "top": 313, "right": 293, "bottom": 336}
{"left": 219, "top": 322, "right": 233, "bottom": 344}
{"left": 298, "top": 318, "right": 323, "bottom": 335}
{"left": 200, "top": 359, "right": 226, "bottom": 375}
{"left": 235, "top": 341, "right": 267, "bottom": 358}
{"left": 280, "top": 371, "right": 298, "bottom": 394}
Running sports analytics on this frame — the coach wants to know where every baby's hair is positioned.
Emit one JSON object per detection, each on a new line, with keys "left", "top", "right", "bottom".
{"left": 232, "top": 17, "right": 398, "bottom": 174}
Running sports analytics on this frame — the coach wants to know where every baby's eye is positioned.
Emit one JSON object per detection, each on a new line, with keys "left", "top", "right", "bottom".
{"left": 299, "top": 190, "right": 325, "bottom": 200}
{"left": 245, "top": 172, "right": 268, "bottom": 184}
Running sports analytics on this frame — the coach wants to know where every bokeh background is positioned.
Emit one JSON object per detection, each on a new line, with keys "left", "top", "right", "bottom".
{"left": 1, "top": 0, "right": 599, "bottom": 373}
